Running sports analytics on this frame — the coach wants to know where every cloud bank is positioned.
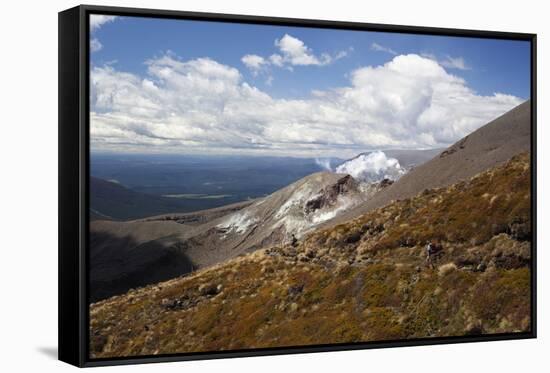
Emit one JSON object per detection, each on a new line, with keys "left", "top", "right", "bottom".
{"left": 91, "top": 53, "right": 524, "bottom": 157}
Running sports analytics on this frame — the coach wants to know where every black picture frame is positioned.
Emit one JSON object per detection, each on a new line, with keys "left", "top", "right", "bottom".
{"left": 59, "top": 4, "right": 537, "bottom": 368}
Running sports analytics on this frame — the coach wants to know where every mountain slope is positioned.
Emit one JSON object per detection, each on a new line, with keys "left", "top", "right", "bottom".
{"left": 159, "top": 172, "right": 390, "bottom": 270}
{"left": 331, "top": 100, "right": 531, "bottom": 225}
{"left": 89, "top": 101, "right": 530, "bottom": 302}
{"left": 90, "top": 220, "right": 189, "bottom": 302}
{"left": 379, "top": 148, "right": 444, "bottom": 168}
{"left": 89, "top": 200, "right": 254, "bottom": 301}
{"left": 90, "top": 153, "right": 531, "bottom": 357}
{"left": 89, "top": 171, "right": 391, "bottom": 301}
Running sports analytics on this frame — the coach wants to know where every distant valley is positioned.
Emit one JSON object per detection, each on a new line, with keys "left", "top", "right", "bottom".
{"left": 90, "top": 149, "right": 440, "bottom": 221}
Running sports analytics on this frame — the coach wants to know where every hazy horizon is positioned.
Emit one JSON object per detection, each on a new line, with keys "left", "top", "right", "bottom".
{"left": 90, "top": 146, "right": 446, "bottom": 160}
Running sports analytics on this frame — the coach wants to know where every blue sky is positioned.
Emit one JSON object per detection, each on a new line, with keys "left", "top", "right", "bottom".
{"left": 89, "top": 15, "right": 530, "bottom": 157}
{"left": 91, "top": 16, "right": 530, "bottom": 99}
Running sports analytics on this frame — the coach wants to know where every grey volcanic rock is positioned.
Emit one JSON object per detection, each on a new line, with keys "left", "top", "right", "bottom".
{"left": 90, "top": 172, "right": 384, "bottom": 301}
{"left": 184, "top": 172, "right": 377, "bottom": 261}
{"left": 304, "top": 175, "right": 359, "bottom": 214}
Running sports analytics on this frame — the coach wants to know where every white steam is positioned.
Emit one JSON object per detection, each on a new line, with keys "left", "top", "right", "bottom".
{"left": 335, "top": 151, "right": 405, "bottom": 183}
{"left": 315, "top": 158, "right": 333, "bottom": 171}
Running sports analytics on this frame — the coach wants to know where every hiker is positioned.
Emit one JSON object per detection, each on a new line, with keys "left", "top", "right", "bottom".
{"left": 425, "top": 241, "right": 434, "bottom": 262}
{"left": 290, "top": 234, "right": 298, "bottom": 247}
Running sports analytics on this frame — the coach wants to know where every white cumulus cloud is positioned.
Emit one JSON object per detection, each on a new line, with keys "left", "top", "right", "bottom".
{"left": 89, "top": 15, "right": 117, "bottom": 54}
{"left": 241, "top": 34, "right": 350, "bottom": 76}
{"left": 90, "top": 53, "right": 525, "bottom": 157}
{"left": 269, "top": 54, "right": 284, "bottom": 67}
{"left": 241, "top": 54, "right": 268, "bottom": 76}
{"left": 274, "top": 34, "right": 332, "bottom": 66}
{"left": 90, "top": 15, "right": 117, "bottom": 32}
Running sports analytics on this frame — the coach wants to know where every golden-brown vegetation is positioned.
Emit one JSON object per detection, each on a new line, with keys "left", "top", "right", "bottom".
{"left": 90, "top": 153, "right": 531, "bottom": 358}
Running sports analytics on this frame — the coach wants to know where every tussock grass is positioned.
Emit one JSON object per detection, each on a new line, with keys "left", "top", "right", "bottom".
{"left": 90, "top": 153, "right": 531, "bottom": 358}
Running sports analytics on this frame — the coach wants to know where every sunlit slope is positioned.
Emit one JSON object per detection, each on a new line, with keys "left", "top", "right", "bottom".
{"left": 330, "top": 100, "right": 531, "bottom": 226}
{"left": 90, "top": 152, "right": 531, "bottom": 358}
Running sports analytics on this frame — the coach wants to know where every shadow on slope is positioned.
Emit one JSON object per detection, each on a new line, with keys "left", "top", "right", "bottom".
{"left": 90, "top": 229, "right": 194, "bottom": 302}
